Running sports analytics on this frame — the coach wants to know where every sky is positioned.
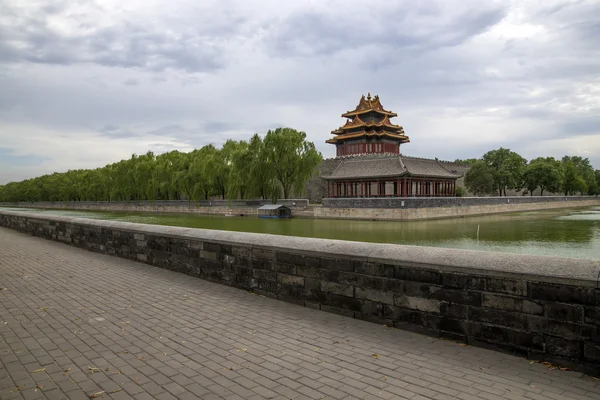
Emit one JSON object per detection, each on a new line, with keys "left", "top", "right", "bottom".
{"left": 1, "top": 0, "right": 599, "bottom": 184}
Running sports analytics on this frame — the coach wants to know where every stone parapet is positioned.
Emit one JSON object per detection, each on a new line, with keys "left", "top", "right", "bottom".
{"left": 1, "top": 210, "right": 599, "bottom": 375}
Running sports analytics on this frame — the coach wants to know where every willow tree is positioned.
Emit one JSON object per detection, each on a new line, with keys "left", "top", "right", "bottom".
{"left": 263, "top": 127, "right": 322, "bottom": 199}
{"left": 227, "top": 140, "right": 253, "bottom": 199}
{"left": 245, "top": 134, "right": 277, "bottom": 199}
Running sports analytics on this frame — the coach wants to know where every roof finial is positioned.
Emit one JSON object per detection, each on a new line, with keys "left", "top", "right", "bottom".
{"left": 367, "top": 92, "right": 371, "bottom": 100}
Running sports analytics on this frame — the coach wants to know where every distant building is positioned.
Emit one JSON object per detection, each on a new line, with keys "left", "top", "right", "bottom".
{"left": 322, "top": 94, "right": 462, "bottom": 198}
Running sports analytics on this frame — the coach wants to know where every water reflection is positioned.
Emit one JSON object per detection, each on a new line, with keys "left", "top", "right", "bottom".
{"left": 3, "top": 206, "right": 600, "bottom": 260}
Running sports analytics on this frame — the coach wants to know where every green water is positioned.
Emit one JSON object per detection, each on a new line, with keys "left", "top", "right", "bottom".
{"left": 3, "top": 206, "right": 600, "bottom": 260}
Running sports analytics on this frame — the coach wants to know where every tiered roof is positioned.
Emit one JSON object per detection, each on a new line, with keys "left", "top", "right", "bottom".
{"left": 331, "top": 115, "right": 404, "bottom": 135}
{"left": 327, "top": 93, "right": 409, "bottom": 145}
{"left": 341, "top": 94, "right": 398, "bottom": 118}
{"left": 322, "top": 154, "right": 462, "bottom": 180}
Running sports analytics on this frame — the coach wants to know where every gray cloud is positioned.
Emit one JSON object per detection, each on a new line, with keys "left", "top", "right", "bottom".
{"left": 97, "top": 126, "right": 142, "bottom": 139}
{"left": 0, "top": 0, "right": 248, "bottom": 73}
{"left": 1, "top": 0, "right": 600, "bottom": 185}
{"left": 265, "top": 2, "right": 506, "bottom": 60}
{"left": 123, "top": 79, "right": 140, "bottom": 86}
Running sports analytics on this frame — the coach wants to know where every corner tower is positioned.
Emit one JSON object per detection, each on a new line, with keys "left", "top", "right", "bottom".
{"left": 327, "top": 93, "right": 409, "bottom": 157}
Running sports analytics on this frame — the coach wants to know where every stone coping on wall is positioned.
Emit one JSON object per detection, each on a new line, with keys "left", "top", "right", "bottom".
{"left": 2, "top": 209, "right": 599, "bottom": 288}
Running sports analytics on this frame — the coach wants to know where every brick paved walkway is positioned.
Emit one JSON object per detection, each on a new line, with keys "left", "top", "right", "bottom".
{"left": 1, "top": 228, "right": 599, "bottom": 400}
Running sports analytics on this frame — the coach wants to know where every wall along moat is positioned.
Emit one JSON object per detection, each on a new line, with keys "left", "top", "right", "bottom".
{"left": 3, "top": 206, "right": 600, "bottom": 261}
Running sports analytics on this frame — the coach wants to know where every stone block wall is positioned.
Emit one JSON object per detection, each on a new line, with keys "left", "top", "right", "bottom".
{"left": 315, "top": 197, "right": 600, "bottom": 221}
{"left": 0, "top": 199, "right": 309, "bottom": 215}
{"left": 323, "top": 195, "right": 599, "bottom": 209}
{"left": 1, "top": 210, "right": 599, "bottom": 375}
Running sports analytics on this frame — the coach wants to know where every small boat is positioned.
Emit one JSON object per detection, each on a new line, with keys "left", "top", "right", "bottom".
{"left": 257, "top": 204, "right": 292, "bottom": 219}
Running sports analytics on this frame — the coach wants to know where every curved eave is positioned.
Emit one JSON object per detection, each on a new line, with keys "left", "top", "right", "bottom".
{"left": 405, "top": 173, "right": 461, "bottom": 179}
{"left": 322, "top": 173, "right": 406, "bottom": 181}
{"left": 337, "top": 122, "right": 404, "bottom": 132}
{"left": 326, "top": 132, "right": 410, "bottom": 144}
{"left": 341, "top": 109, "right": 398, "bottom": 118}
{"left": 323, "top": 171, "right": 460, "bottom": 180}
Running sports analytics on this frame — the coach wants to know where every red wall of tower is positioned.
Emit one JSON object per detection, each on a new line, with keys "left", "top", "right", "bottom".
{"left": 336, "top": 141, "right": 400, "bottom": 156}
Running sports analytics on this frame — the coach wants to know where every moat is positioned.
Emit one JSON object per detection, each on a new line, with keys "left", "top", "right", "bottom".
{"left": 3, "top": 206, "right": 600, "bottom": 260}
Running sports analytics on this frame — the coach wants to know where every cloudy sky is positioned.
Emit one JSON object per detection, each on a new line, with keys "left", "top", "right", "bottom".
{"left": 1, "top": 0, "right": 599, "bottom": 184}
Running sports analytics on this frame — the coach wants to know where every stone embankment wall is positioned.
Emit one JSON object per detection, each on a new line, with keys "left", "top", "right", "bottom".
{"left": 1, "top": 210, "right": 599, "bottom": 375}
{"left": 3, "top": 196, "right": 599, "bottom": 221}
{"left": 1, "top": 199, "right": 309, "bottom": 216}
{"left": 319, "top": 196, "right": 600, "bottom": 220}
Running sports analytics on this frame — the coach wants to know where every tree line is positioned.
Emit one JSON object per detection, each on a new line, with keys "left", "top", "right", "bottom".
{"left": 458, "top": 148, "right": 600, "bottom": 196}
{"left": 0, "top": 128, "right": 323, "bottom": 203}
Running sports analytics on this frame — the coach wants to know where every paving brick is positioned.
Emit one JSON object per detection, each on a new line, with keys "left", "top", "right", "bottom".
{"left": 0, "top": 227, "right": 599, "bottom": 400}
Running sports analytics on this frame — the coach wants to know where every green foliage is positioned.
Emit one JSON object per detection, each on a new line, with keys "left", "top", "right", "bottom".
{"left": 0, "top": 128, "right": 322, "bottom": 202}
{"left": 559, "top": 156, "right": 599, "bottom": 195}
{"left": 263, "top": 128, "right": 323, "bottom": 199}
{"left": 482, "top": 148, "right": 527, "bottom": 196}
{"left": 457, "top": 151, "right": 598, "bottom": 197}
{"left": 455, "top": 186, "right": 465, "bottom": 197}
{"left": 453, "top": 158, "right": 478, "bottom": 165}
{"left": 246, "top": 134, "right": 279, "bottom": 200}
{"left": 522, "top": 157, "right": 562, "bottom": 196}
{"left": 464, "top": 161, "right": 495, "bottom": 196}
